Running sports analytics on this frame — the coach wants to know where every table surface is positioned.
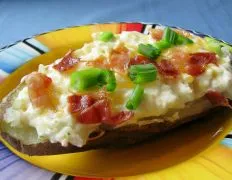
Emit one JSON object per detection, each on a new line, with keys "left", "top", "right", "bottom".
{"left": 0, "top": 0, "right": 232, "bottom": 48}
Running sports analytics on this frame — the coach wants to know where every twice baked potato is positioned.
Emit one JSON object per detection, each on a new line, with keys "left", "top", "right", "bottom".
{"left": 1, "top": 26, "right": 232, "bottom": 155}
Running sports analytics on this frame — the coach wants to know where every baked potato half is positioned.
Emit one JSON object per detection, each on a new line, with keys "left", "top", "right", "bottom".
{"left": 1, "top": 26, "right": 232, "bottom": 155}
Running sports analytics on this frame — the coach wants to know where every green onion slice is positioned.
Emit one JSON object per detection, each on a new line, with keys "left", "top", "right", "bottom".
{"left": 126, "top": 85, "right": 144, "bottom": 110}
{"left": 129, "top": 64, "right": 157, "bottom": 84}
{"left": 70, "top": 68, "right": 102, "bottom": 92}
{"left": 138, "top": 44, "right": 161, "bottom": 59}
{"left": 100, "top": 70, "right": 117, "bottom": 92}
{"left": 175, "top": 35, "right": 194, "bottom": 45}
{"left": 153, "top": 40, "right": 171, "bottom": 50}
{"left": 70, "top": 68, "right": 116, "bottom": 92}
{"left": 99, "top": 32, "right": 114, "bottom": 42}
{"left": 162, "top": 27, "right": 193, "bottom": 45}
{"left": 162, "top": 27, "right": 178, "bottom": 44}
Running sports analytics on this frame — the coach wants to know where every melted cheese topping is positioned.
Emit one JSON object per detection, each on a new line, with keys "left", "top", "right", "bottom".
{"left": 3, "top": 28, "right": 232, "bottom": 147}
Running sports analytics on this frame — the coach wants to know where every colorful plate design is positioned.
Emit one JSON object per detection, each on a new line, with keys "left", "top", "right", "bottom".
{"left": 0, "top": 22, "right": 232, "bottom": 180}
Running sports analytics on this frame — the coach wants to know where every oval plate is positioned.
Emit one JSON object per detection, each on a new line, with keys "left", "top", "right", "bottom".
{"left": 0, "top": 22, "right": 232, "bottom": 179}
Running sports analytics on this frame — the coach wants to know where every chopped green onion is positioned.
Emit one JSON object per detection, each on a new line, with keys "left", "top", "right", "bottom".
{"left": 129, "top": 64, "right": 157, "bottom": 84}
{"left": 71, "top": 68, "right": 117, "bottom": 92}
{"left": 153, "top": 40, "right": 171, "bottom": 50}
{"left": 100, "top": 70, "right": 117, "bottom": 92}
{"left": 70, "top": 68, "right": 102, "bottom": 91}
{"left": 99, "top": 32, "right": 114, "bottom": 42}
{"left": 162, "top": 27, "right": 193, "bottom": 45}
{"left": 162, "top": 27, "right": 178, "bottom": 44}
{"left": 126, "top": 85, "right": 144, "bottom": 110}
{"left": 138, "top": 44, "right": 161, "bottom": 59}
{"left": 175, "top": 35, "right": 194, "bottom": 45}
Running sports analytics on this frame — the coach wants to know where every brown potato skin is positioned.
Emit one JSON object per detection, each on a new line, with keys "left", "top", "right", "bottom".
{"left": 0, "top": 83, "right": 214, "bottom": 156}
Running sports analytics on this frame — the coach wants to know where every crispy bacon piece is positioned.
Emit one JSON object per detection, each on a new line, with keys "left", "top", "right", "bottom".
{"left": 79, "top": 99, "right": 111, "bottom": 124}
{"left": 68, "top": 94, "right": 133, "bottom": 125}
{"left": 110, "top": 48, "right": 130, "bottom": 73}
{"left": 129, "top": 55, "right": 151, "bottom": 66}
{"left": 68, "top": 95, "right": 95, "bottom": 113}
{"left": 185, "top": 64, "right": 205, "bottom": 76}
{"left": 79, "top": 105, "right": 101, "bottom": 124}
{"left": 94, "top": 99, "right": 111, "bottom": 122}
{"left": 68, "top": 95, "right": 82, "bottom": 113}
{"left": 68, "top": 95, "right": 103, "bottom": 124}
{"left": 189, "top": 52, "right": 217, "bottom": 65}
{"left": 155, "top": 60, "right": 179, "bottom": 78}
{"left": 205, "top": 90, "right": 231, "bottom": 108}
{"left": 81, "top": 95, "right": 96, "bottom": 109}
{"left": 53, "top": 50, "right": 79, "bottom": 72}
{"left": 88, "top": 45, "right": 130, "bottom": 73}
{"left": 186, "top": 52, "right": 217, "bottom": 76}
{"left": 150, "top": 29, "right": 164, "bottom": 41}
{"left": 25, "top": 72, "right": 53, "bottom": 108}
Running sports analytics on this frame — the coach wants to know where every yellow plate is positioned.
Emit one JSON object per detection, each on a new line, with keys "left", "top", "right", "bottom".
{"left": 0, "top": 23, "right": 232, "bottom": 178}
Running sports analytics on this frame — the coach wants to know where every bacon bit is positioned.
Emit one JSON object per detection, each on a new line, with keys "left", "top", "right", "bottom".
{"left": 129, "top": 55, "right": 151, "bottom": 66}
{"left": 93, "top": 99, "right": 111, "bottom": 122}
{"left": 68, "top": 95, "right": 81, "bottom": 113}
{"left": 186, "top": 52, "right": 217, "bottom": 76}
{"left": 25, "top": 72, "right": 53, "bottom": 108}
{"left": 81, "top": 95, "right": 96, "bottom": 109}
{"left": 89, "top": 45, "right": 130, "bottom": 73}
{"left": 108, "top": 111, "right": 134, "bottom": 126}
{"left": 53, "top": 50, "right": 79, "bottom": 72}
{"left": 110, "top": 49, "right": 130, "bottom": 73}
{"left": 68, "top": 94, "right": 133, "bottom": 125}
{"left": 205, "top": 90, "right": 231, "bottom": 108}
{"left": 68, "top": 95, "right": 101, "bottom": 124}
{"left": 189, "top": 52, "right": 217, "bottom": 65}
{"left": 88, "top": 45, "right": 130, "bottom": 73}
{"left": 79, "top": 105, "right": 101, "bottom": 124}
{"left": 68, "top": 95, "right": 95, "bottom": 113}
{"left": 150, "top": 29, "right": 164, "bottom": 41}
{"left": 79, "top": 99, "right": 111, "bottom": 124}
{"left": 155, "top": 60, "right": 179, "bottom": 78}
{"left": 185, "top": 64, "right": 205, "bottom": 76}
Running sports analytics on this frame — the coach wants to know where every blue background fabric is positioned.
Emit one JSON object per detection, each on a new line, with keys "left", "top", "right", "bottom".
{"left": 0, "top": 0, "right": 231, "bottom": 47}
